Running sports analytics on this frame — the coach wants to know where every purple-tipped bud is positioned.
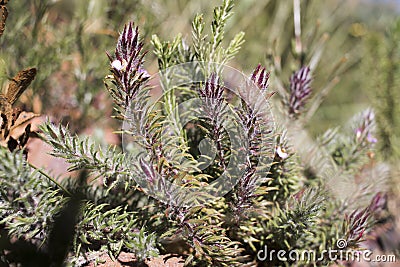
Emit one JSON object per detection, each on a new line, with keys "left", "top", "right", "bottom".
{"left": 116, "top": 22, "right": 142, "bottom": 63}
{"left": 198, "top": 73, "right": 225, "bottom": 119}
{"left": 346, "top": 208, "right": 370, "bottom": 243}
{"left": 251, "top": 64, "right": 270, "bottom": 92}
{"left": 368, "top": 192, "right": 387, "bottom": 213}
{"left": 107, "top": 22, "right": 149, "bottom": 103}
{"left": 345, "top": 193, "right": 385, "bottom": 244}
{"left": 288, "top": 66, "right": 312, "bottom": 116}
{"left": 199, "top": 73, "right": 224, "bottom": 100}
{"left": 355, "top": 109, "right": 377, "bottom": 145}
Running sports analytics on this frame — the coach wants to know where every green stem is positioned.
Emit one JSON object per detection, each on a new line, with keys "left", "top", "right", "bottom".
{"left": 28, "top": 162, "right": 72, "bottom": 196}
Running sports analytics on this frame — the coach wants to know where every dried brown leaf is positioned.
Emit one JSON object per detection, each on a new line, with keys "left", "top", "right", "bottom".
{"left": 9, "top": 111, "right": 40, "bottom": 139}
{"left": 6, "top": 68, "right": 37, "bottom": 105}
{"left": 0, "top": 5, "right": 8, "bottom": 38}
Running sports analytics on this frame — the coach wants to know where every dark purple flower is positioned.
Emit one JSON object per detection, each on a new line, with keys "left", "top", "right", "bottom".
{"left": 288, "top": 66, "right": 312, "bottom": 116}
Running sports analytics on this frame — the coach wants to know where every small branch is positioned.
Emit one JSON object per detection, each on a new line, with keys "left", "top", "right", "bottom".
{"left": 293, "top": 0, "right": 302, "bottom": 55}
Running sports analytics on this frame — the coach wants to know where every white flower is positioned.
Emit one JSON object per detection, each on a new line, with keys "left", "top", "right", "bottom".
{"left": 111, "top": 59, "right": 122, "bottom": 70}
{"left": 276, "top": 146, "right": 289, "bottom": 159}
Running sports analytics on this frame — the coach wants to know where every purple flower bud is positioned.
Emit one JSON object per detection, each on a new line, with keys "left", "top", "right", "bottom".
{"left": 198, "top": 73, "right": 224, "bottom": 117}
{"left": 346, "top": 208, "right": 370, "bottom": 243}
{"left": 354, "top": 109, "right": 377, "bottom": 145}
{"left": 368, "top": 192, "right": 386, "bottom": 213}
{"left": 251, "top": 64, "right": 270, "bottom": 92}
{"left": 116, "top": 22, "right": 143, "bottom": 64}
{"left": 107, "top": 22, "right": 149, "bottom": 102}
{"left": 288, "top": 66, "right": 312, "bottom": 116}
{"left": 199, "top": 73, "right": 224, "bottom": 100}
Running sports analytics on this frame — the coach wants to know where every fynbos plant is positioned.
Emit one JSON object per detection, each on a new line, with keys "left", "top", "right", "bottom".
{"left": 287, "top": 66, "right": 312, "bottom": 118}
{"left": 0, "top": 0, "right": 397, "bottom": 266}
